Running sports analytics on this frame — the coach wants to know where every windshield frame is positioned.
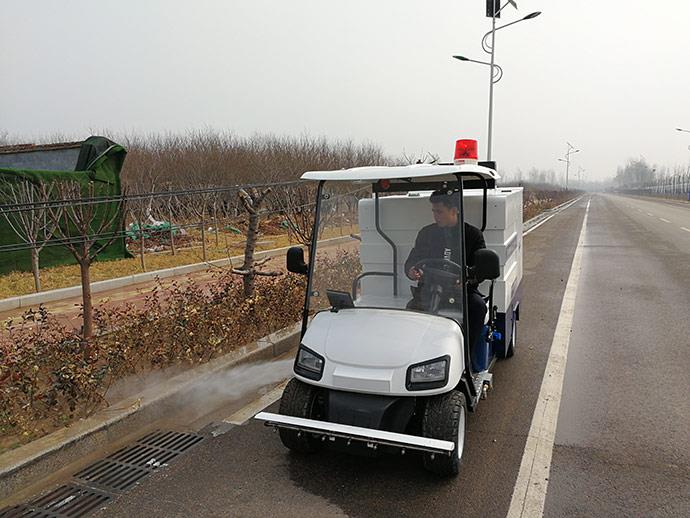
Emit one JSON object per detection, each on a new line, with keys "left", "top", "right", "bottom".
{"left": 297, "top": 173, "right": 490, "bottom": 393}
{"left": 300, "top": 175, "right": 492, "bottom": 333}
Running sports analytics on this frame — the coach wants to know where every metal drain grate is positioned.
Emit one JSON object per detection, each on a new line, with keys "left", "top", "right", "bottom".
{"left": 0, "top": 485, "right": 110, "bottom": 518}
{"left": 136, "top": 430, "right": 204, "bottom": 452}
{"left": 74, "top": 460, "right": 149, "bottom": 492}
{"left": 2, "top": 431, "right": 203, "bottom": 518}
{"left": 108, "top": 444, "right": 179, "bottom": 469}
{"left": 0, "top": 506, "right": 55, "bottom": 518}
{"left": 72, "top": 430, "right": 203, "bottom": 494}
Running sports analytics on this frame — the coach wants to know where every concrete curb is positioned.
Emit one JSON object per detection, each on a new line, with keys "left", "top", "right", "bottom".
{"left": 0, "top": 323, "right": 301, "bottom": 501}
{"left": 0, "top": 236, "right": 352, "bottom": 313}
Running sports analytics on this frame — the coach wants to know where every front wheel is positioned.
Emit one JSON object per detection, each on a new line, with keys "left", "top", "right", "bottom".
{"left": 422, "top": 390, "right": 467, "bottom": 476}
{"left": 278, "top": 378, "right": 322, "bottom": 453}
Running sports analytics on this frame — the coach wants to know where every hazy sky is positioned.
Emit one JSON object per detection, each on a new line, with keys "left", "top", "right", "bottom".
{"left": 2, "top": 1, "right": 689, "bottom": 182}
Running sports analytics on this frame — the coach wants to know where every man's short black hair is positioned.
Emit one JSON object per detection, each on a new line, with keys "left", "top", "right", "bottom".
{"left": 429, "top": 189, "right": 460, "bottom": 210}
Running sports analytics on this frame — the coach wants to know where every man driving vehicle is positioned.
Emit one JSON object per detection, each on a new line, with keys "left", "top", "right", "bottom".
{"left": 404, "top": 189, "right": 487, "bottom": 352}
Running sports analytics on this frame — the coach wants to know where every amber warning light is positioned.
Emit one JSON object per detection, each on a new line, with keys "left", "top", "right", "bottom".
{"left": 454, "top": 139, "right": 478, "bottom": 165}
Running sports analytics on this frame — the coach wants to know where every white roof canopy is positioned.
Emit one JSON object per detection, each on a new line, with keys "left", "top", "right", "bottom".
{"left": 301, "top": 164, "right": 499, "bottom": 182}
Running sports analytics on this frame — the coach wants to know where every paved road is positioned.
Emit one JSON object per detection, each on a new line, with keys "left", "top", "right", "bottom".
{"left": 543, "top": 194, "right": 690, "bottom": 517}
{"left": 9, "top": 194, "right": 690, "bottom": 517}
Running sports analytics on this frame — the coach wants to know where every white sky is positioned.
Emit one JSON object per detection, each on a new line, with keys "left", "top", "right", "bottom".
{"left": 2, "top": 0, "right": 689, "bottom": 182}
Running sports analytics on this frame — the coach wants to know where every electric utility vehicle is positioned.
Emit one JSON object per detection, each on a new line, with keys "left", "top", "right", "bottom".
{"left": 256, "top": 139, "right": 523, "bottom": 476}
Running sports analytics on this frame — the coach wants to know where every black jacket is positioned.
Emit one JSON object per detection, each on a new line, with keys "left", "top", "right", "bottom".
{"left": 404, "top": 222, "right": 486, "bottom": 277}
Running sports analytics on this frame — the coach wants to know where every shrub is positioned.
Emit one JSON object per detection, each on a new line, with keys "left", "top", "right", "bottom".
{"left": 0, "top": 272, "right": 305, "bottom": 443}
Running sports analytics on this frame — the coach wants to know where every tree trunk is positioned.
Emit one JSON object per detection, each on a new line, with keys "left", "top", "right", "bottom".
{"left": 79, "top": 258, "right": 93, "bottom": 339}
{"left": 31, "top": 247, "right": 41, "bottom": 292}
{"left": 242, "top": 212, "right": 259, "bottom": 297}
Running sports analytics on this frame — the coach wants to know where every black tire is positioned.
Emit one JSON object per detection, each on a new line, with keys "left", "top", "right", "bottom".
{"left": 506, "top": 315, "right": 516, "bottom": 358}
{"left": 422, "top": 390, "right": 467, "bottom": 476}
{"left": 278, "top": 378, "right": 322, "bottom": 453}
{"left": 496, "top": 312, "right": 517, "bottom": 359}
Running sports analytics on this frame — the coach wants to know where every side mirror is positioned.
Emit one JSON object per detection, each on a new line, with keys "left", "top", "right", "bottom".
{"left": 287, "top": 246, "right": 309, "bottom": 275}
{"left": 472, "top": 248, "right": 500, "bottom": 281}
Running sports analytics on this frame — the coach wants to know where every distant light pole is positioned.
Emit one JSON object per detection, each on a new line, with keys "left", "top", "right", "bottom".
{"left": 557, "top": 142, "right": 580, "bottom": 190}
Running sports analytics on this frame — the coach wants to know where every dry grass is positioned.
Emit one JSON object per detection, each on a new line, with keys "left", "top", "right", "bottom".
{"left": 522, "top": 188, "right": 578, "bottom": 221}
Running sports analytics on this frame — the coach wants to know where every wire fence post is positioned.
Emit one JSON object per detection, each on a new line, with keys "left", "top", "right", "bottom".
{"left": 168, "top": 194, "right": 176, "bottom": 256}
{"left": 200, "top": 209, "right": 207, "bottom": 262}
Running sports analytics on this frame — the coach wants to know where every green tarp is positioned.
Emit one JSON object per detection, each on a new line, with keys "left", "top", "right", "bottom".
{"left": 0, "top": 136, "right": 129, "bottom": 275}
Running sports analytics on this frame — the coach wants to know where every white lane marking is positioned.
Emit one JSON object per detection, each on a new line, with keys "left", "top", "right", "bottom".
{"left": 523, "top": 196, "right": 582, "bottom": 237}
{"left": 682, "top": 227, "right": 690, "bottom": 233}
{"left": 223, "top": 378, "right": 290, "bottom": 425}
{"left": 507, "top": 197, "right": 590, "bottom": 518}
{"left": 659, "top": 218, "right": 670, "bottom": 223}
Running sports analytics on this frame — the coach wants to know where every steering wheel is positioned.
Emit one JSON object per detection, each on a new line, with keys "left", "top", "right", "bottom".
{"left": 411, "top": 258, "right": 462, "bottom": 314}
{"left": 412, "top": 258, "right": 462, "bottom": 283}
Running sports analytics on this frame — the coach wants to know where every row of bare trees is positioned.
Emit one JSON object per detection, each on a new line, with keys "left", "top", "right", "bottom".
{"left": 115, "top": 130, "right": 393, "bottom": 191}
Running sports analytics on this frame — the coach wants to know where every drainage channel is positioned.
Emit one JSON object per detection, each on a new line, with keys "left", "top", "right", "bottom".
{"left": 0, "top": 431, "right": 204, "bottom": 518}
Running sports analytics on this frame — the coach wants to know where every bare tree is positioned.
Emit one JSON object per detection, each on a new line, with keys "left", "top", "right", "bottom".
{"left": 127, "top": 195, "right": 151, "bottom": 272}
{"left": 271, "top": 183, "right": 317, "bottom": 246}
{"left": 49, "top": 181, "right": 126, "bottom": 339}
{"left": 232, "top": 188, "right": 280, "bottom": 297}
{"left": 0, "top": 180, "right": 58, "bottom": 292}
{"left": 166, "top": 190, "right": 178, "bottom": 255}
{"left": 176, "top": 187, "right": 215, "bottom": 262}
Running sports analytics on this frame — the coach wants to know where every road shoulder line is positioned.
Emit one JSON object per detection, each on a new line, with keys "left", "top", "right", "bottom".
{"left": 507, "top": 197, "right": 591, "bottom": 518}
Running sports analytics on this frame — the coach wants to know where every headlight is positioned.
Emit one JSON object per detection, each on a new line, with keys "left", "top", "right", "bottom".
{"left": 406, "top": 356, "right": 450, "bottom": 390}
{"left": 294, "top": 345, "right": 325, "bottom": 381}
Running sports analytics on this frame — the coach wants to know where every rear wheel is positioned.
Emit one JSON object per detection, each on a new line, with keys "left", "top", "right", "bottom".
{"left": 506, "top": 315, "right": 517, "bottom": 358}
{"left": 422, "top": 390, "right": 467, "bottom": 476}
{"left": 278, "top": 378, "right": 322, "bottom": 453}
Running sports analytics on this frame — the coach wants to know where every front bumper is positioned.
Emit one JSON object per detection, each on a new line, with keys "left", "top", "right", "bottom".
{"left": 255, "top": 412, "right": 454, "bottom": 455}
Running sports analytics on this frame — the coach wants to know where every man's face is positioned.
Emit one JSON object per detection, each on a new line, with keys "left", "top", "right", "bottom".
{"left": 431, "top": 202, "right": 458, "bottom": 227}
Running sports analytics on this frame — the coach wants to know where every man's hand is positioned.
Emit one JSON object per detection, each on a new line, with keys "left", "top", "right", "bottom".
{"left": 407, "top": 266, "right": 422, "bottom": 281}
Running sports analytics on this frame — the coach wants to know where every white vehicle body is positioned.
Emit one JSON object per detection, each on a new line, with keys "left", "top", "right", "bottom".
{"left": 298, "top": 308, "right": 464, "bottom": 396}
{"left": 256, "top": 160, "right": 524, "bottom": 475}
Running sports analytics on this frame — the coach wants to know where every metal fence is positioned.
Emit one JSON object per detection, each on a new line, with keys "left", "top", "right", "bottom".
{"left": 0, "top": 178, "right": 369, "bottom": 280}
{"left": 0, "top": 180, "right": 307, "bottom": 274}
{"left": 617, "top": 173, "right": 690, "bottom": 201}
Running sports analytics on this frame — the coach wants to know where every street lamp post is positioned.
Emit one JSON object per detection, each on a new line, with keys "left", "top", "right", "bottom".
{"left": 453, "top": 4, "right": 541, "bottom": 161}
